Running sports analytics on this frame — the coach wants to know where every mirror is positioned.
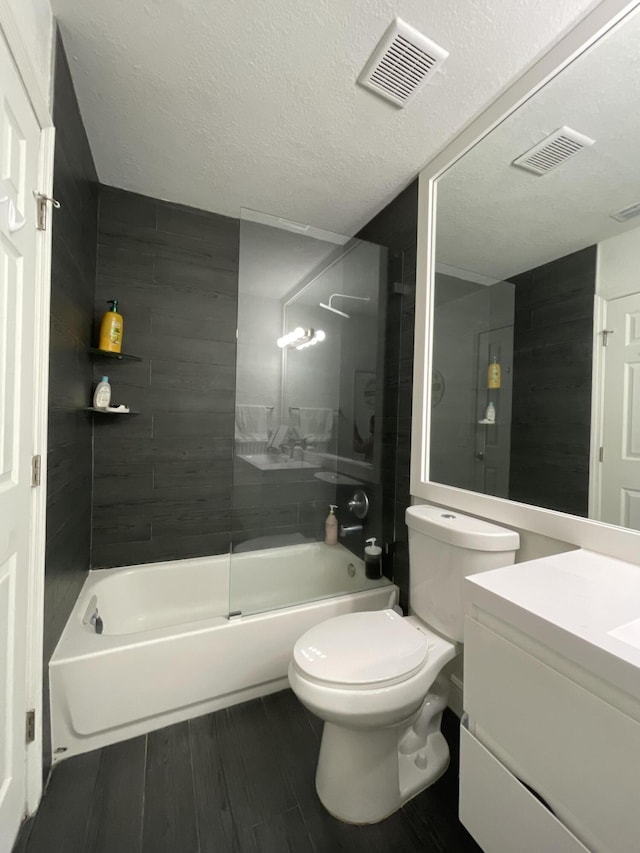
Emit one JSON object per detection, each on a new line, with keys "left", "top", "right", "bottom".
{"left": 430, "top": 8, "right": 640, "bottom": 531}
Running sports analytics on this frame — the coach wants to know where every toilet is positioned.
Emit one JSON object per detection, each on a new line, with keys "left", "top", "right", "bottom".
{"left": 288, "top": 505, "right": 519, "bottom": 824}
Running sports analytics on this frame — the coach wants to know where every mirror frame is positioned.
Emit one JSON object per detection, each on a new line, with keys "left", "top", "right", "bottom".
{"left": 411, "top": 0, "right": 640, "bottom": 563}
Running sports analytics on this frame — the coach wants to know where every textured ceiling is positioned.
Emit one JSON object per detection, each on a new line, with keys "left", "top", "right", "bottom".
{"left": 436, "top": 8, "right": 640, "bottom": 281}
{"left": 50, "top": 0, "right": 601, "bottom": 234}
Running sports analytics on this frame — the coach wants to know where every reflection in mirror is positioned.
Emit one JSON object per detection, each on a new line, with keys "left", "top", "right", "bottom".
{"left": 430, "top": 275, "right": 514, "bottom": 499}
{"left": 283, "top": 238, "right": 384, "bottom": 480}
{"left": 430, "top": 8, "right": 640, "bottom": 529}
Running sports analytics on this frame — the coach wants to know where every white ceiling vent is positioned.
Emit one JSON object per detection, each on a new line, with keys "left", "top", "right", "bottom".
{"left": 610, "top": 202, "right": 640, "bottom": 223}
{"left": 512, "top": 126, "right": 595, "bottom": 176}
{"left": 358, "top": 18, "right": 449, "bottom": 108}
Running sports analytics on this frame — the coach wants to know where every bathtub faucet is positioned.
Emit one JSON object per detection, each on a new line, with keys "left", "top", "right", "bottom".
{"left": 340, "top": 523, "right": 363, "bottom": 538}
{"left": 89, "top": 609, "right": 104, "bottom": 635}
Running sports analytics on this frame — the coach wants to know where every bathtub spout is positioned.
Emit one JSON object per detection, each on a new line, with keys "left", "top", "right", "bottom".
{"left": 339, "top": 523, "right": 363, "bottom": 538}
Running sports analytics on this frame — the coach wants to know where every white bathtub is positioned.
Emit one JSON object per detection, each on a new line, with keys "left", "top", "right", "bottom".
{"left": 50, "top": 542, "right": 397, "bottom": 761}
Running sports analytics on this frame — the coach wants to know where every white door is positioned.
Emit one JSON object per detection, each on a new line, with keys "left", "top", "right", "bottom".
{"left": 0, "top": 31, "right": 43, "bottom": 853}
{"left": 600, "top": 292, "right": 640, "bottom": 529}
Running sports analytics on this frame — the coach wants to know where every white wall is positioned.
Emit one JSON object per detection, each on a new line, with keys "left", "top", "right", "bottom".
{"left": 597, "top": 224, "right": 640, "bottom": 301}
{"left": 4, "top": 0, "right": 54, "bottom": 106}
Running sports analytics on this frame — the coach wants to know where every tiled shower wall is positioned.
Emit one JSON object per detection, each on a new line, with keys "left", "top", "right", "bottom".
{"left": 357, "top": 181, "right": 418, "bottom": 611}
{"left": 91, "top": 188, "right": 239, "bottom": 568}
{"left": 91, "top": 191, "right": 414, "bottom": 569}
{"left": 508, "top": 246, "right": 596, "bottom": 516}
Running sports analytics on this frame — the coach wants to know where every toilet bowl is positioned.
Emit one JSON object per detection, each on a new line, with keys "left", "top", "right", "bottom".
{"left": 288, "top": 609, "right": 457, "bottom": 823}
{"left": 288, "top": 506, "right": 519, "bottom": 824}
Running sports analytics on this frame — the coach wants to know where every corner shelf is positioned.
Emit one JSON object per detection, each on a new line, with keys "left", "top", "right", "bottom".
{"left": 89, "top": 347, "right": 142, "bottom": 362}
{"left": 86, "top": 408, "right": 140, "bottom": 415}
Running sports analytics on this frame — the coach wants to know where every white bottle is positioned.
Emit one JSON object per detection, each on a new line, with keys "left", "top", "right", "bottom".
{"left": 485, "top": 401, "right": 496, "bottom": 423}
{"left": 93, "top": 376, "right": 111, "bottom": 409}
{"left": 325, "top": 505, "right": 338, "bottom": 546}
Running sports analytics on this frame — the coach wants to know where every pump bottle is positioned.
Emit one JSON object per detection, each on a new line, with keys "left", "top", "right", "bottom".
{"left": 325, "top": 505, "right": 338, "bottom": 546}
{"left": 365, "top": 537, "right": 382, "bottom": 579}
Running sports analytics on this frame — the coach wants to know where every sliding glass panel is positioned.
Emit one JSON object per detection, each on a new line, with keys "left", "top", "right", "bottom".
{"left": 230, "top": 209, "right": 391, "bottom": 617}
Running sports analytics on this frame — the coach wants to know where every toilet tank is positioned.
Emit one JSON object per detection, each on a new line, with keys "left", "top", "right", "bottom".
{"left": 405, "top": 505, "right": 519, "bottom": 643}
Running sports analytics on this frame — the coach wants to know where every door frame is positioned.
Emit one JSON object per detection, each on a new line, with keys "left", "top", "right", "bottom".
{"left": 0, "top": 0, "right": 54, "bottom": 816}
{"left": 588, "top": 294, "right": 606, "bottom": 520}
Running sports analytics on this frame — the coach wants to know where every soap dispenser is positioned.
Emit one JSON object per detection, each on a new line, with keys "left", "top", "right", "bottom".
{"left": 325, "top": 505, "right": 338, "bottom": 546}
{"left": 365, "top": 537, "right": 382, "bottom": 579}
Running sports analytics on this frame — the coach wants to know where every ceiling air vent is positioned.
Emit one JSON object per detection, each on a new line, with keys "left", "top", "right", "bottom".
{"left": 512, "top": 126, "right": 595, "bottom": 176}
{"left": 358, "top": 18, "right": 449, "bottom": 108}
{"left": 610, "top": 202, "right": 640, "bottom": 223}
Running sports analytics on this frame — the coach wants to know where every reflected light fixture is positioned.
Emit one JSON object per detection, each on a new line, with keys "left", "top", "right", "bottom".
{"left": 276, "top": 328, "right": 326, "bottom": 350}
{"left": 297, "top": 330, "right": 326, "bottom": 350}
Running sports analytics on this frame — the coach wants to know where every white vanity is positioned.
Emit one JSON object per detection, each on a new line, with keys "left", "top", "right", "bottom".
{"left": 460, "top": 549, "right": 640, "bottom": 853}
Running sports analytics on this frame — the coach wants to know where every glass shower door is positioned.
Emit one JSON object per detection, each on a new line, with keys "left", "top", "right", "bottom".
{"left": 229, "top": 209, "right": 390, "bottom": 617}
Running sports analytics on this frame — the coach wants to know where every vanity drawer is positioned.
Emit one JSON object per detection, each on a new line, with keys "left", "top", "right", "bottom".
{"left": 464, "top": 616, "right": 640, "bottom": 853}
{"left": 459, "top": 725, "right": 590, "bottom": 853}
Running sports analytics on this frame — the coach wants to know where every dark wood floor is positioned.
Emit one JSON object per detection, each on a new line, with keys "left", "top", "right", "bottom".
{"left": 14, "top": 690, "right": 481, "bottom": 853}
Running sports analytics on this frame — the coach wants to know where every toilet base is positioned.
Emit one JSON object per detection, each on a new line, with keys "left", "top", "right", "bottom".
{"left": 315, "top": 675, "right": 451, "bottom": 824}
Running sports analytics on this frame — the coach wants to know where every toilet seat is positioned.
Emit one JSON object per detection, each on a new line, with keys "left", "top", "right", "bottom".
{"left": 292, "top": 609, "right": 430, "bottom": 688}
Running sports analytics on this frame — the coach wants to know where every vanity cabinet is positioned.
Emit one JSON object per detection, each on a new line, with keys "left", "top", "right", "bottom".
{"left": 460, "top": 552, "right": 640, "bottom": 853}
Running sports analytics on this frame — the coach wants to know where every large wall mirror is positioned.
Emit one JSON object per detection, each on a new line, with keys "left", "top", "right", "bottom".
{"left": 413, "top": 2, "right": 640, "bottom": 555}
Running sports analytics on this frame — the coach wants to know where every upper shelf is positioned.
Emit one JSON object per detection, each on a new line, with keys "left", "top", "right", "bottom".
{"left": 89, "top": 347, "right": 142, "bottom": 362}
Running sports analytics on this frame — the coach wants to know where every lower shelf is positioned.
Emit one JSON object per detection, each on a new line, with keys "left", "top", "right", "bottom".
{"left": 85, "top": 408, "right": 140, "bottom": 415}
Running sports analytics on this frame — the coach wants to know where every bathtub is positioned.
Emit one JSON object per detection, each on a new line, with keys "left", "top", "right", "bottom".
{"left": 50, "top": 542, "right": 397, "bottom": 761}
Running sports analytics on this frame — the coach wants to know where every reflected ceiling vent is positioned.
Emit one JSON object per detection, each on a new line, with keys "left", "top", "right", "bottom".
{"left": 610, "top": 202, "right": 640, "bottom": 223}
{"left": 512, "top": 126, "right": 595, "bottom": 175}
{"left": 357, "top": 18, "right": 449, "bottom": 108}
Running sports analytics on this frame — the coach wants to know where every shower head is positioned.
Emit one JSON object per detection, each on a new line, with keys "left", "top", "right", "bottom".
{"left": 319, "top": 293, "right": 370, "bottom": 320}
{"left": 319, "top": 302, "right": 350, "bottom": 319}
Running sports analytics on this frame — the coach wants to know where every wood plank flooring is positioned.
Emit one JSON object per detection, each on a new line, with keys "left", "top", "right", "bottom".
{"left": 13, "top": 690, "right": 481, "bottom": 853}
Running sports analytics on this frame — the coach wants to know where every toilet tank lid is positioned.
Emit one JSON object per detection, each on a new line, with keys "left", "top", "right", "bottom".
{"left": 405, "top": 505, "right": 519, "bottom": 552}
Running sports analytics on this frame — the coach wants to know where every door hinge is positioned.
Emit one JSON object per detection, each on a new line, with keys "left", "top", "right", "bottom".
{"left": 599, "top": 446, "right": 604, "bottom": 463}
{"left": 34, "top": 192, "right": 60, "bottom": 231}
{"left": 31, "top": 454, "right": 41, "bottom": 487}
{"left": 26, "top": 709, "right": 35, "bottom": 744}
{"left": 602, "top": 329, "right": 614, "bottom": 347}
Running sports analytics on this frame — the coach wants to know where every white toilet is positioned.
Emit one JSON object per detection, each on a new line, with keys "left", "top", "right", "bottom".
{"left": 288, "top": 505, "right": 519, "bottom": 824}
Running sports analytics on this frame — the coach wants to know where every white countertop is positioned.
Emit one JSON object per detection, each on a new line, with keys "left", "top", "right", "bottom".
{"left": 465, "top": 549, "right": 640, "bottom": 704}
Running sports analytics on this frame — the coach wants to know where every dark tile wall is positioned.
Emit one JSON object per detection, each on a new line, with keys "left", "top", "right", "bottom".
{"left": 45, "top": 31, "right": 99, "bottom": 772}
{"left": 91, "top": 187, "right": 239, "bottom": 567}
{"left": 357, "top": 181, "right": 418, "bottom": 611}
{"left": 508, "top": 246, "right": 596, "bottom": 516}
